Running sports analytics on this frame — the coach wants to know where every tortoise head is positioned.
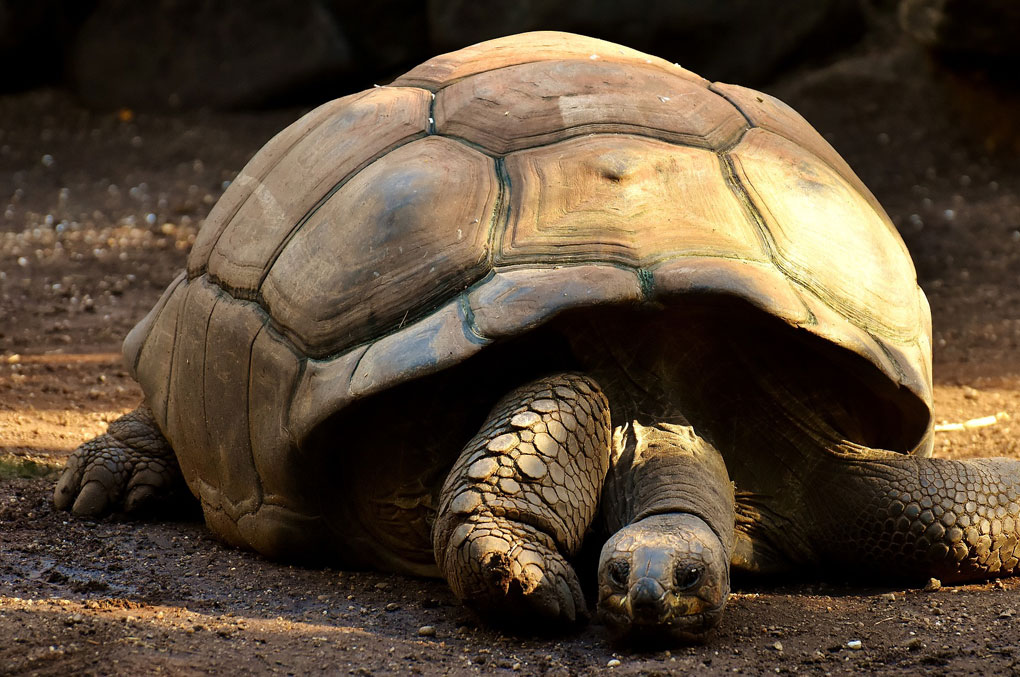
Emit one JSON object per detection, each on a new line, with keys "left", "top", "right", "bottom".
{"left": 597, "top": 513, "right": 729, "bottom": 641}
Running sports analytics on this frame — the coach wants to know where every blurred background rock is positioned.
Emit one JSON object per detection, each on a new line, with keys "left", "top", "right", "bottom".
{"left": 899, "top": 0, "right": 1020, "bottom": 59}
{"left": 1, "top": 0, "right": 1012, "bottom": 111}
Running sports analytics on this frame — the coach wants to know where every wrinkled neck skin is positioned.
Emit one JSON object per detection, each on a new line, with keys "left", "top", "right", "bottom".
{"left": 603, "top": 423, "right": 735, "bottom": 542}
{"left": 597, "top": 420, "right": 736, "bottom": 641}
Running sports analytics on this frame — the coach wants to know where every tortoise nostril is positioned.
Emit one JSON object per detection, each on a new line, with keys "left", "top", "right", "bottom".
{"left": 630, "top": 577, "right": 666, "bottom": 613}
{"left": 632, "top": 594, "right": 657, "bottom": 611}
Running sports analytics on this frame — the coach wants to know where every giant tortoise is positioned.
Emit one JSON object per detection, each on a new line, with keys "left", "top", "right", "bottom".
{"left": 55, "top": 31, "right": 1020, "bottom": 640}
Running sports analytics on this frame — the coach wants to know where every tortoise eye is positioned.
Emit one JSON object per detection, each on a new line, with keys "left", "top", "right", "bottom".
{"left": 674, "top": 564, "right": 703, "bottom": 591}
{"left": 608, "top": 559, "right": 630, "bottom": 587}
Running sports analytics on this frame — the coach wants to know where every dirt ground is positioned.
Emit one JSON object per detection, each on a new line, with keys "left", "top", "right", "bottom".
{"left": 2, "top": 26, "right": 1020, "bottom": 676}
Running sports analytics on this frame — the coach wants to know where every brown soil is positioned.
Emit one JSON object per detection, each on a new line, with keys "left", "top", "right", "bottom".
{"left": 2, "top": 30, "right": 1019, "bottom": 676}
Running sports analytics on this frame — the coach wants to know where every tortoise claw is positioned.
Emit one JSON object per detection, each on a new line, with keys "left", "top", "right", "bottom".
{"left": 72, "top": 479, "right": 116, "bottom": 517}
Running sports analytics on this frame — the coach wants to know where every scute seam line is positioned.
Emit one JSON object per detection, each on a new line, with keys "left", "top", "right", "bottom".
{"left": 280, "top": 327, "right": 309, "bottom": 451}
{"left": 427, "top": 88, "right": 437, "bottom": 135}
{"left": 242, "top": 321, "right": 268, "bottom": 519}
{"left": 132, "top": 272, "right": 185, "bottom": 375}
{"left": 707, "top": 82, "right": 755, "bottom": 129}
{"left": 489, "top": 156, "right": 511, "bottom": 265}
{"left": 718, "top": 152, "right": 778, "bottom": 263}
{"left": 199, "top": 289, "right": 220, "bottom": 511}
{"left": 197, "top": 93, "right": 366, "bottom": 278}
{"left": 493, "top": 246, "right": 767, "bottom": 270}
{"left": 256, "top": 129, "right": 430, "bottom": 293}
{"left": 155, "top": 277, "right": 187, "bottom": 432}
{"left": 439, "top": 125, "right": 745, "bottom": 160}
{"left": 458, "top": 286, "right": 490, "bottom": 344}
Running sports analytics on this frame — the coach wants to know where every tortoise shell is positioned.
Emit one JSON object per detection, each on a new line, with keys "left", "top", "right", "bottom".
{"left": 121, "top": 31, "right": 933, "bottom": 559}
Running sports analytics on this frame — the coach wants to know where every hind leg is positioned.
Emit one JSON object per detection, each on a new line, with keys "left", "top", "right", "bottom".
{"left": 54, "top": 404, "right": 186, "bottom": 516}
{"left": 433, "top": 373, "right": 612, "bottom": 625}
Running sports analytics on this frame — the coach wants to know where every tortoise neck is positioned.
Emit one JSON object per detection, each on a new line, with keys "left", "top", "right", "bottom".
{"left": 601, "top": 421, "right": 735, "bottom": 556}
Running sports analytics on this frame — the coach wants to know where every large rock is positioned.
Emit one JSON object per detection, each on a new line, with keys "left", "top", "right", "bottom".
{"left": 426, "top": 0, "right": 865, "bottom": 85}
{"left": 900, "top": 0, "right": 1020, "bottom": 57}
{"left": 70, "top": 0, "right": 354, "bottom": 110}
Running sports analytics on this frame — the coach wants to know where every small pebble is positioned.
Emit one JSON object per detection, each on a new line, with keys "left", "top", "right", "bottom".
{"left": 879, "top": 592, "right": 896, "bottom": 602}
{"left": 846, "top": 640, "right": 863, "bottom": 650}
{"left": 384, "top": 603, "right": 400, "bottom": 612}
{"left": 607, "top": 658, "right": 621, "bottom": 667}
{"left": 417, "top": 625, "right": 435, "bottom": 637}
{"left": 923, "top": 577, "right": 942, "bottom": 592}
{"left": 772, "top": 641, "right": 783, "bottom": 652}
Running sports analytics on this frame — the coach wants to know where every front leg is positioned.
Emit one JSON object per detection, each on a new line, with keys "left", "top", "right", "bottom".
{"left": 54, "top": 404, "right": 186, "bottom": 516}
{"left": 432, "top": 373, "right": 612, "bottom": 626}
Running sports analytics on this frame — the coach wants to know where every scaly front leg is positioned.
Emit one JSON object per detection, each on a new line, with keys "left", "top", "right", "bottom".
{"left": 432, "top": 373, "right": 612, "bottom": 626}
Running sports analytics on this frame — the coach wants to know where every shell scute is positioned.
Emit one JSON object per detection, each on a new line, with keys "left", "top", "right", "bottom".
{"left": 128, "top": 272, "right": 187, "bottom": 428}
{"left": 201, "top": 87, "right": 431, "bottom": 293}
{"left": 501, "top": 134, "right": 765, "bottom": 267}
{"left": 187, "top": 95, "right": 361, "bottom": 278}
{"left": 436, "top": 60, "right": 745, "bottom": 154}
{"left": 728, "top": 128, "right": 919, "bottom": 340}
{"left": 710, "top": 81, "right": 891, "bottom": 225}
{"left": 393, "top": 30, "right": 703, "bottom": 90}
{"left": 261, "top": 135, "right": 499, "bottom": 357}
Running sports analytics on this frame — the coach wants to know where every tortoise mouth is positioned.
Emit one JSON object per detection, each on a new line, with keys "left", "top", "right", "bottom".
{"left": 600, "top": 603, "right": 725, "bottom": 643}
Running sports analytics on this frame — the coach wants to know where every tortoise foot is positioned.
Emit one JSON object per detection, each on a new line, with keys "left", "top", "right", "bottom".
{"left": 433, "top": 373, "right": 612, "bottom": 626}
{"left": 54, "top": 405, "right": 185, "bottom": 517}
{"left": 442, "top": 514, "right": 587, "bottom": 625}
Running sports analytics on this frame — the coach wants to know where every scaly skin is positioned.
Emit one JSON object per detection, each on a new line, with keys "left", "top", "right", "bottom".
{"left": 813, "top": 447, "right": 1020, "bottom": 582}
{"left": 53, "top": 405, "right": 184, "bottom": 516}
{"left": 432, "top": 373, "right": 612, "bottom": 626}
{"left": 735, "top": 371, "right": 1020, "bottom": 584}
